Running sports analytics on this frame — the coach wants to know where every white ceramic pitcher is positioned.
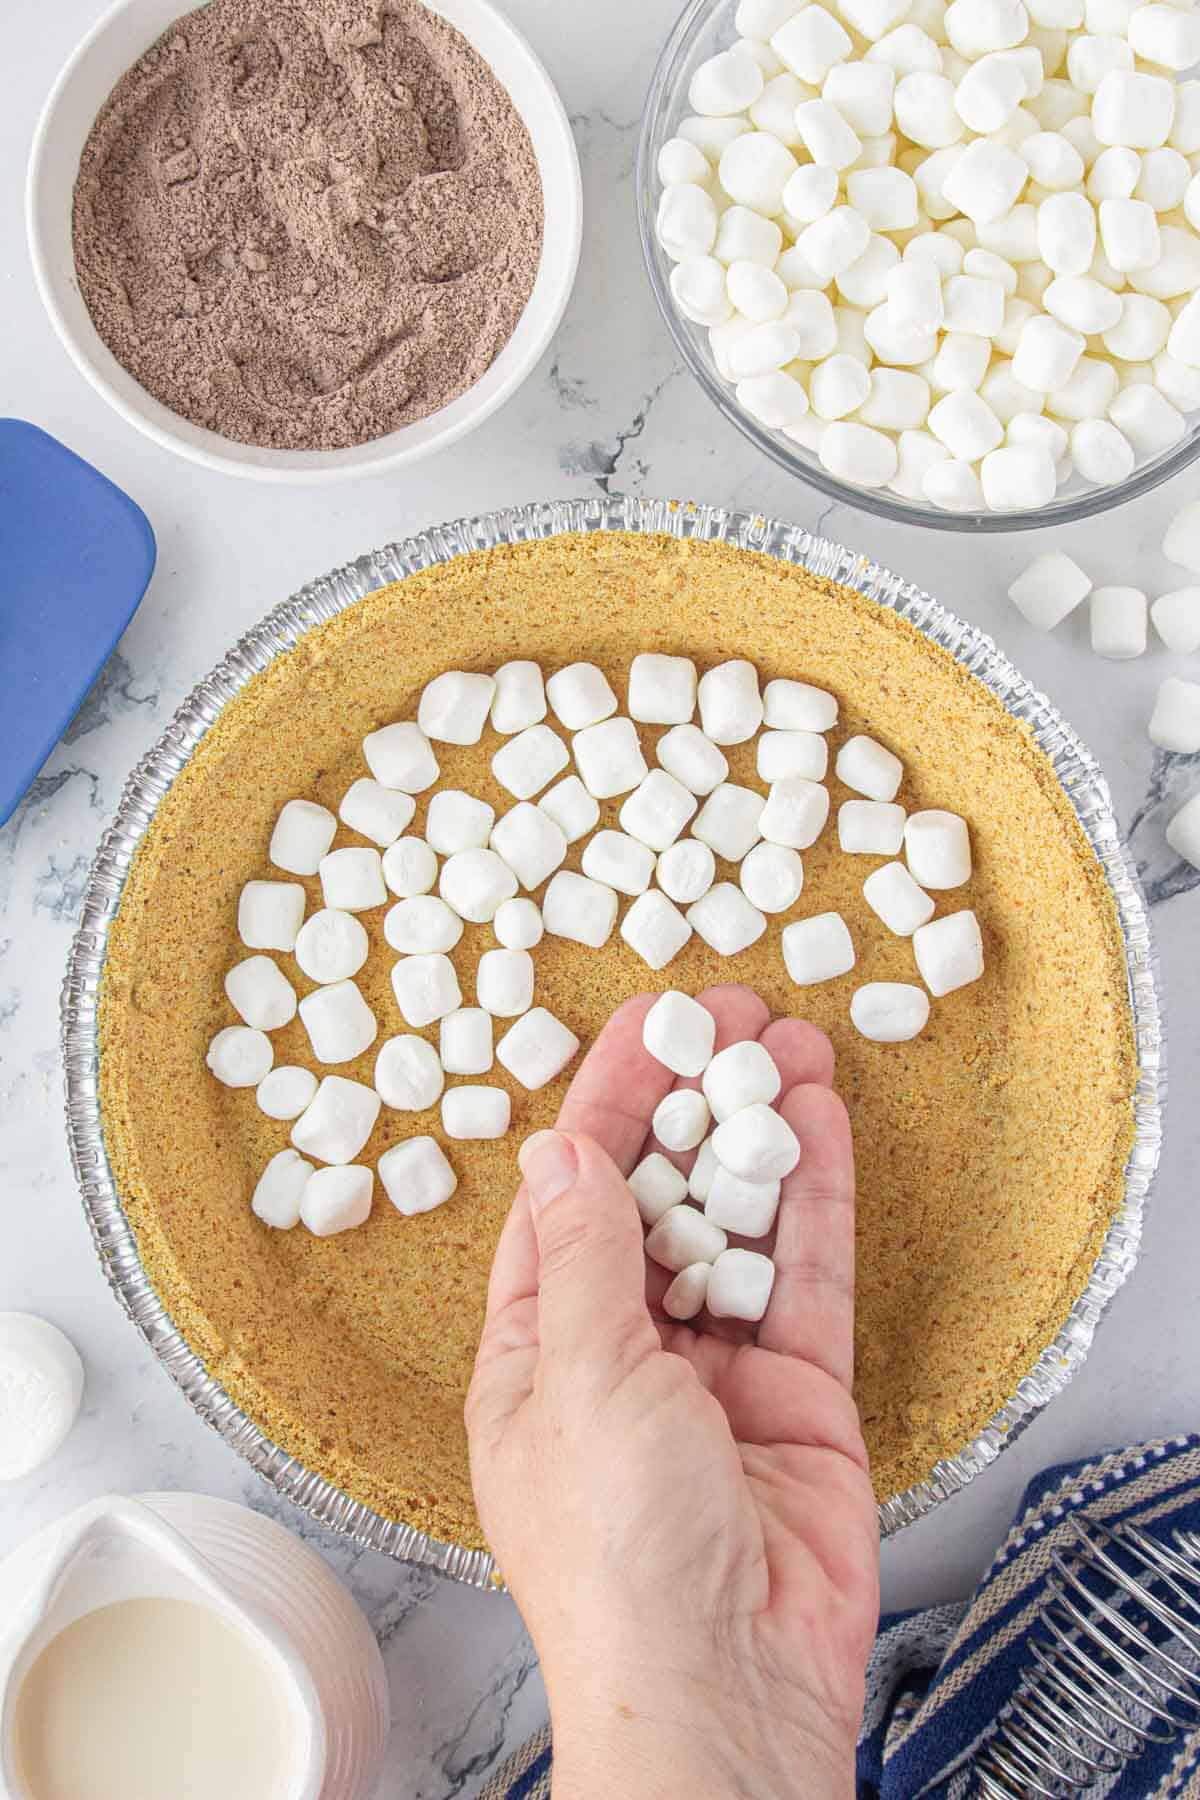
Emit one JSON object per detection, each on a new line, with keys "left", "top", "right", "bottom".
{"left": 0, "top": 1492, "right": 390, "bottom": 1800}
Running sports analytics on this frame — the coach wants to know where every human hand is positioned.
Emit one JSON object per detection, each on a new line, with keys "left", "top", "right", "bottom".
{"left": 467, "top": 985, "right": 879, "bottom": 1800}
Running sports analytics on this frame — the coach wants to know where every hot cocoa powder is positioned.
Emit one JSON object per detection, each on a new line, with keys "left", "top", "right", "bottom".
{"left": 72, "top": 0, "right": 544, "bottom": 450}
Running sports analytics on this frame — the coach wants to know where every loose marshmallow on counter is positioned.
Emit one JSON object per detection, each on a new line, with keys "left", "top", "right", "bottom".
{"left": 1166, "top": 791, "right": 1200, "bottom": 869}
{"left": 757, "top": 730, "right": 829, "bottom": 784}
{"left": 491, "top": 726, "right": 569, "bottom": 800}
{"left": 707, "top": 1248, "right": 777, "bottom": 1323}
{"left": 629, "top": 1152, "right": 691, "bottom": 1226}
{"left": 905, "top": 809, "right": 972, "bottom": 887}
{"left": 697, "top": 660, "right": 764, "bottom": 744}
{"left": 693, "top": 783, "right": 767, "bottom": 861}
{"left": 319, "top": 847, "right": 387, "bottom": 913}
{"left": 377, "top": 1136, "right": 458, "bottom": 1216}
{"left": 653, "top": 1088, "right": 712, "bottom": 1153}
{"left": 1090, "top": 585, "right": 1148, "bottom": 657}
{"left": 851, "top": 981, "right": 932, "bottom": 1042}
{"left": 374, "top": 1034, "right": 445, "bottom": 1109}
{"left": 542, "top": 870, "right": 619, "bottom": 947}
{"left": 740, "top": 841, "right": 805, "bottom": 912}
{"left": 760, "top": 776, "right": 831, "bottom": 849}
{"left": 495, "top": 1007, "right": 580, "bottom": 1090}
{"left": 1152, "top": 588, "right": 1200, "bottom": 654}
{"left": 362, "top": 721, "right": 439, "bottom": 792}
{"left": 658, "top": 838, "right": 718, "bottom": 904}
{"left": 582, "top": 829, "right": 656, "bottom": 896}
{"left": 490, "top": 661, "right": 547, "bottom": 735}
{"left": 621, "top": 889, "right": 693, "bottom": 969}
{"left": 390, "top": 953, "right": 463, "bottom": 1028}
{"left": 207, "top": 1025, "right": 273, "bottom": 1088}
{"left": 838, "top": 800, "right": 906, "bottom": 855}
{"left": 863, "top": 860, "right": 937, "bottom": 935}
{"left": 688, "top": 882, "right": 768, "bottom": 953}
{"left": 299, "top": 979, "right": 378, "bottom": 1064}
{"left": 251, "top": 1149, "right": 313, "bottom": 1230}
{"left": 620, "top": 771, "right": 699, "bottom": 852}
{"left": 1163, "top": 500, "right": 1200, "bottom": 573}
{"left": 269, "top": 800, "right": 337, "bottom": 876}
{"left": 573, "top": 718, "right": 649, "bottom": 799}
{"left": 442, "top": 1086, "right": 512, "bottom": 1141}
{"left": 1007, "top": 550, "right": 1093, "bottom": 628}
{"left": 706, "top": 1166, "right": 782, "bottom": 1237}
{"left": 494, "top": 897, "right": 543, "bottom": 950}
{"left": 300, "top": 1166, "right": 373, "bottom": 1238}
{"left": 257, "top": 1065, "right": 318, "bottom": 1121}
{"left": 225, "top": 955, "right": 297, "bottom": 1031}
{"left": 646, "top": 1205, "right": 728, "bottom": 1273}
{"left": 1148, "top": 677, "right": 1200, "bottom": 753}
{"left": 782, "top": 911, "right": 856, "bottom": 985}
{"left": 643, "top": 990, "right": 717, "bottom": 1076}
{"left": 0, "top": 1313, "right": 86, "bottom": 1480}
{"left": 294, "top": 908, "right": 370, "bottom": 984}
{"left": 836, "top": 734, "right": 904, "bottom": 802}
{"left": 384, "top": 895, "right": 463, "bottom": 955}
{"left": 913, "top": 908, "right": 985, "bottom": 995}
{"left": 662, "top": 1263, "right": 712, "bottom": 1322}
{"left": 239, "top": 880, "right": 306, "bottom": 952}
{"left": 546, "top": 662, "right": 618, "bottom": 730}
{"left": 628, "top": 654, "right": 699, "bottom": 725}
{"left": 291, "top": 1075, "right": 381, "bottom": 1165}
{"left": 339, "top": 779, "right": 416, "bottom": 848}
{"left": 439, "top": 847, "right": 519, "bottom": 922}
{"left": 440, "top": 1008, "right": 494, "bottom": 1077}
{"left": 382, "top": 837, "right": 438, "bottom": 898}
{"left": 490, "top": 803, "right": 568, "bottom": 892}
{"left": 539, "top": 775, "right": 600, "bottom": 844}
{"left": 702, "top": 1037, "right": 782, "bottom": 1122}
{"left": 476, "top": 948, "right": 535, "bottom": 1018}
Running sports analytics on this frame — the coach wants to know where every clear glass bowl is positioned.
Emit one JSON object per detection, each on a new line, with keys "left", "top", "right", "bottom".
{"left": 636, "top": 0, "right": 1200, "bottom": 532}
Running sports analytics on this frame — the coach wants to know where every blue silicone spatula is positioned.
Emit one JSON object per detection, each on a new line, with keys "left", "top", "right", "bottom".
{"left": 0, "top": 420, "right": 156, "bottom": 827}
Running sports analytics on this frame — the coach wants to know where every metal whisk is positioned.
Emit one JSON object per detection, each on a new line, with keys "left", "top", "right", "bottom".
{"left": 973, "top": 1516, "right": 1200, "bottom": 1796}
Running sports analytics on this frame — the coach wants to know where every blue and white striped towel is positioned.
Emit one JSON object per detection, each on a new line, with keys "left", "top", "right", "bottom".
{"left": 481, "top": 1435, "right": 1200, "bottom": 1799}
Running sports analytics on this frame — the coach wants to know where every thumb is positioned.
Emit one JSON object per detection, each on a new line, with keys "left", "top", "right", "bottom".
{"left": 518, "top": 1129, "right": 657, "bottom": 1385}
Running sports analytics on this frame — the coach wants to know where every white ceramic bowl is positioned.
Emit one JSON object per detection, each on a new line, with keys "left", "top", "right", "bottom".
{"left": 27, "top": 0, "right": 582, "bottom": 484}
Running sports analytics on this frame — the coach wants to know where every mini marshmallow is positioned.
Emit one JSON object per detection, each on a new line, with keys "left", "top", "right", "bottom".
{"left": 573, "top": 718, "right": 649, "bottom": 799}
{"left": 726, "top": 321, "right": 804, "bottom": 377}
{"left": 1008, "top": 549, "right": 1093, "bottom": 629}
{"left": 299, "top": 978, "right": 377, "bottom": 1065}
{"left": 702, "top": 1037, "right": 782, "bottom": 1122}
{"left": 1148, "top": 677, "right": 1200, "bottom": 752}
{"left": 1008, "top": 413, "right": 1069, "bottom": 459}
{"left": 836, "top": 734, "right": 903, "bottom": 802}
{"left": 251, "top": 1149, "right": 313, "bottom": 1230}
{"left": 1108, "top": 383, "right": 1185, "bottom": 455}
{"left": 339, "top": 779, "right": 416, "bottom": 848}
{"left": 1163, "top": 500, "right": 1200, "bottom": 572}
{"left": 424, "top": 792, "right": 495, "bottom": 857}
{"left": 1098, "top": 197, "right": 1160, "bottom": 270}
{"left": 1048, "top": 354, "right": 1119, "bottom": 419}
{"left": 954, "top": 52, "right": 1028, "bottom": 133}
{"left": 690, "top": 46, "right": 766, "bottom": 114}
{"left": 581, "top": 829, "right": 655, "bottom": 897}
{"left": 643, "top": 990, "right": 717, "bottom": 1076}
{"left": 712, "top": 1101, "right": 801, "bottom": 1183}
{"left": 269, "top": 800, "right": 337, "bottom": 876}
{"left": 795, "top": 208, "right": 873, "bottom": 282}
{"left": 300, "top": 1166, "right": 373, "bottom": 1238}
{"left": 928, "top": 391, "right": 1006, "bottom": 460}
{"left": 689, "top": 1137, "right": 720, "bottom": 1203}
{"left": 886, "top": 262, "right": 945, "bottom": 337}
{"left": 627, "top": 654, "right": 699, "bottom": 727}
{"left": 693, "top": 783, "right": 766, "bottom": 861}
{"left": 491, "top": 725, "right": 569, "bottom": 801}
{"left": 913, "top": 908, "right": 985, "bottom": 995}
{"left": 1022, "top": 130, "right": 1086, "bottom": 190}
{"left": 257, "top": 1065, "right": 318, "bottom": 1121}
{"left": 981, "top": 444, "right": 1057, "bottom": 510}
{"left": 1088, "top": 145, "right": 1141, "bottom": 202}
{"left": 891, "top": 430, "right": 955, "bottom": 500}
{"left": 620, "top": 771, "right": 699, "bottom": 852}
{"left": 831, "top": 305, "right": 874, "bottom": 367}
{"left": 868, "top": 23, "right": 945, "bottom": 75}
{"left": 442, "top": 1087, "right": 512, "bottom": 1141}
{"left": 439, "top": 847, "right": 519, "bottom": 922}
{"left": 783, "top": 162, "right": 841, "bottom": 225}
{"left": 857, "top": 368, "right": 932, "bottom": 431}
{"left": 542, "top": 870, "right": 619, "bottom": 947}
{"left": 847, "top": 169, "right": 919, "bottom": 234}
{"left": 646, "top": 1205, "right": 728, "bottom": 1273}
{"left": 906, "top": 232, "right": 966, "bottom": 276}
{"left": 291, "top": 1075, "right": 381, "bottom": 1165}
{"left": 714, "top": 205, "right": 785, "bottom": 266}
{"left": 924, "top": 458, "right": 987, "bottom": 510}
{"left": 207, "top": 1025, "right": 273, "bottom": 1088}
{"left": 382, "top": 837, "right": 438, "bottom": 898}
{"left": 757, "top": 730, "right": 829, "bottom": 783}
{"left": 390, "top": 953, "right": 462, "bottom": 1028}
{"left": 377, "top": 1136, "right": 458, "bottom": 1216}
{"left": 863, "top": 860, "right": 937, "bottom": 935}
{"left": 1045, "top": 273, "right": 1124, "bottom": 334}
{"left": 810, "top": 354, "right": 872, "bottom": 419}
{"left": 1167, "top": 294, "right": 1200, "bottom": 367}
{"left": 894, "top": 73, "right": 965, "bottom": 149}
{"left": 763, "top": 679, "right": 838, "bottom": 733}
{"left": 629, "top": 1153, "right": 691, "bottom": 1226}
{"left": 781, "top": 910, "right": 856, "bottom": 984}
{"left": 1135, "top": 146, "right": 1190, "bottom": 211}
{"left": 545, "top": 663, "right": 618, "bottom": 731}
{"left": 653, "top": 1089, "right": 712, "bottom": 1153}
{"left": 863, "top": 304, "right": 937, "bottom": 369}
{"left": 362, "top": 723, "right": 439, "bottom": 793}
{"left": 1152, "top": 587, "right": 1200, "bottom": 653}
{"left": 773, "top": 7, "right": 853, "bottom": 83}
{"left": 494, "top": 1006, "right": 580, "bottom": 1090}
{"left": 904, "top": 809, "right": 972, "bottom": 888}
{"left": 707, "top": 1247, "right": 777, "bottom": 1322}
{"left": 239, "top": 880, "right": 306, "bottom": 952}
{"left": 384, "top": 895, "right": 463, "bottom": 954}
{"left": 476, "top": 947, "right": 535, "bottom": 1018}
{"left": 752, "top": 73, "right": 810, "bottom": 147}
{"left": 824, "top": 61, "right": 897, "bottom": 138}
{"left": 720, "top": 133, "right": 800, "bottom": 213}
{"left": 1071, "top": 418, "right": 1135, "bottom": 485}
{"left": 225, "top": 955, "right": 297, "bottom": 1031}
{"left": 319, "top": 847, "right": 387, "bottom": 913}
{"left": 687, "top": 882, "right": 768, "bottom": 954}
{"left": 760, "top": 776, "right": 831, "bottom": 850}
{"left": 494, "top": 897, "right": 543, "bottom": 950}
{"left": 621, "top": 890, "right": 693, "bottom": 970}
{"left": 1091, "top": 585, "right": 1149, "bottom": 658}
{"left": 653, "top": 728, "right": 730, "bottom": 806}
{"left": 490, "top": 660, "right": 547, "bottom": 735}
{"left": 1037, "top": 191, "right": 1097, "bottom": 273}
{"left": 838, "top": 799, "right": 906, "bottom": 854}
{"left": 941, "top": 273, "right": 1007, "bottom": 335}
{"left": 375, "top": 1033, "right": 445, "bottom": 1110}
{"left": 741, "top": 842, "right": 805, "bottom": 914}
{"left": 490, "top": 803, "right": 568, "bottom": 892}
{"left": 439, "top": 1008, "right": 494, "bottom": 1077}
{"left": 659, "top": 135, "right": 711, "bottom": 186}
{"left": 539, "top": 775, "right": 600, "bottom": 844}
{"left": 658, "top": 838, "right": 718, "bottom": 904}
{"left": 706, "top": 1166, "right": 782, "bottom": 1238}
{"left": 1092, "top": 69, "right": 1176, "bottom": 149}
{"left": 293, "top": 909, "right": 370, "bottom": 986}
{"left": 931, "top": 332, "right": 992, "bottom": 392}
{"left": 851, "top": 981, "right": 932, "bottom": 1042}
{"left": 656, "top": 183, "right": 719, "bottom": 259}
{"left": 941, "top": 142, "right": 1028, "bottom": 224}
{"left": 1166, "top": 792, "right": 1200, "bottom": 870}
{"left": 820, "top": 420, "right": 900, "bottom": 486}
{"left": 662, "top": 1263, "right": 712, "bottom": 1322}
{"left": 781, "top": 290, "right": 838, "bottom": 360}
{"left": 1153, "top": 353, "right": 1200, "bottom": 412}
{"left": 672, "top": 256, "right": 735, "bottom": 327}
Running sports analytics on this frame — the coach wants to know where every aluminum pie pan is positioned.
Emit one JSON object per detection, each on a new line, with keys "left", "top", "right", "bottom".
{"left": 60, "top": 493, "right": 1164, "bottom": 1584}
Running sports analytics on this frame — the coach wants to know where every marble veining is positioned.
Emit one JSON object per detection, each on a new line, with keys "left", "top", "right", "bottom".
{"left": 3, "top": 2, "right": 1200, "bottom": 1794}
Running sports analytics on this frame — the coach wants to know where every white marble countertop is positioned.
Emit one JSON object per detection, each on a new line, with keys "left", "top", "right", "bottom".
{"left": 2, "top": 1, "right": 1198, "bottom": 1792}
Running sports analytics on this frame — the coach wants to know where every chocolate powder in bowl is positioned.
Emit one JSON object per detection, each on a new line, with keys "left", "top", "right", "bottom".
{"left": 72, "top": 0, "right": 545, "bottom": 450}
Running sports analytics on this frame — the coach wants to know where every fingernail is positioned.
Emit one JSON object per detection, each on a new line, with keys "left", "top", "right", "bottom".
{"left": 518, "top": 1130, "right": 577, "bottom": 1215}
